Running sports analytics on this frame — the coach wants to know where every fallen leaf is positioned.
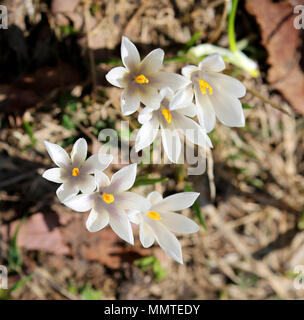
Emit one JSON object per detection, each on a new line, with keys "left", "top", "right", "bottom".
{"left": 0, "top": 212, "right": 70, "bottom": 255}
{"left": 246, "top": 0, "right": 304, "bottom": 115}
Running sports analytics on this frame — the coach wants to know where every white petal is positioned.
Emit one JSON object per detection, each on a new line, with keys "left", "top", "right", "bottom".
{"left": 160, "top": 87, "right": 174, "bottom": 101}
{"left": 150, "top": 72, "right": 190, "bottom": 91}
{"left": 181, "top": 65, "right": 199, "bottom": 78}
{"left": 71, "top": 138, "right": 87, "bottom": 166}
{"left": 82, "top": 153, "right": 113, "bottom": 174}
{"left": 205, "top": 72, "right": 246, "bottom": 98}
{"left": 210, "top": 90, "right": 245, "bottom": 127}
{"left": 152, "top": 192, "right": 199, "bottom": 212}
{"left": 175, "top": 113, "right": 210, "bottom": 147}
{"left": 121, "top": 36, "right": 140, "bottom": 71}
{"left": 161, "top": 212, "right": 199, "bottom": 234}
{"left": 42, "top": 168, "right": 63, "bottom": 183}
{"left": 139, "top": 222, "right": 155, "bottom": 248}
{"left": 138, "top": 106, "right": 154, "bottom": 124}
{"left": 56, "top": 183, "right": 79, "bottom": 202}
{"left": 161, "top": 128, "right": 181, "bottom": 163}
{"left": 135, "top": 116, "right": 159, "bottom": 152}
{"left": 127, "top": 210, "right": 141, "bottom": 224}
{"left": 199, "top": 54, "right": 225, "bottom": 72}
{"left": 78, "top": 175, "right": 97, "bottom": 194}
{"left": 170, "top": 85, "right": 193, "bottom": 110}
{"left": 194, "top": 84, "right": 216, "bottom": 133}
{"left": 115, "top": 192, "right": 151, "bottom": 211}
{"left": 109, "top": 163, "right": 137, "bottom": 192}
{"left": 140, "top": 48, "right": 164, "bottom": 74}
{"left": 44, "top": 141, "right": 70, "bottom": 168}
{"left": 105, "top": 67, "right": 127, "bottom": 88}
{"left": 147, "top": 191, "right": 163, "bottom": 205}
{"left": 63, "top": 193, "right": 94, "bottom": 212}
{"left": 121, "top": 87, "right": 140, "bottom": 116}
{"left": 86, "top": 208, "right": 109, "bottom": 232}
{"left": 137, "top": 85, "right": 161, "bottom": 109}
{"left": 95, "top": 171, "right": 111, "bottom": 189}
{"left": 176, "top": 103, "right": 197, "bottom": 118}
{"left": 147, "top": 219, "right": 183, "bottom": 264}
{"left": 108, "top": 206, "right": 134, "bottom": 244}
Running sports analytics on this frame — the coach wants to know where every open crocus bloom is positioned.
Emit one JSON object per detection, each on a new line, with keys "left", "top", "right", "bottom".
{"left": 42, "top": 138, "right": 113, "bottom": 202}
{"left": 182, "top": 54, "right": 246, "bottom": 133}
{"left": 128, "top": 191, "right": 200, "bottom": 264}
{"left": 106, "top": 36, "right": 190, "bottom": 116}
{"left": 135, "top": 87, "right": 212, "bottom": 163}
{"left": 63, "top": 164, "right": 150, "bottom": 245}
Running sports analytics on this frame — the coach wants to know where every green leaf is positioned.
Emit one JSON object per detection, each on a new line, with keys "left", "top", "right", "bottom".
{"left": 242, "top": 103, "right": 254, "bottom": 110}
{"left": 298, "top": 210, "right": 304, "bottom": 230}
{"left": 152, "top": 260, "right": 166, "bottom": 281}
{"left": 228, "top": 0, "right": 239, "bottom": 53}
{"left": 10, "top": 273, "right": 33, "bottom": 293}
{"left": 184, "top": 185, "right": 207, "bottom": 230}
{"left": 184, "top": 31, "right": 202, "bottom": 50}
{"left": 133, "top": 174, "right": 168, "bottom": 188}
{"left": 8, "top": 219, "right": 25, "bottom": 272}
{"left": 80, "top": 284, "right": 103, "bottom": 300}
{"left": 23, "top": 120, "right": 37, "bottom": 145}
{"left": 134, "top": 256, "right": 155, "bottom": 268}
{"left": 62, "top": 114, "right": 76, "bottom": 130}
{"left": 134, "top": 256, "right": 166, "bottom": 281}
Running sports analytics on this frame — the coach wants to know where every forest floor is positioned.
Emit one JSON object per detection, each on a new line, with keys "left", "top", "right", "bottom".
{"left": 0, "top": 0, "right": 304, "bottom": 300}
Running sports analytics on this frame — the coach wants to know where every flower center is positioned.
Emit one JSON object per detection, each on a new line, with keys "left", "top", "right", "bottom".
{"left": 161, "top": 109, "right": 172, "bottom": 124}
{"left": 199, "top": 79, "right": 213, "bottom": 95}
{"left": 72, "top": 168, "right": 80, "bottom": 176}
{"left": 148, "top": 211, "right": 162, "bottom": 220}
{"left": 103, "top": 193, "right": 115, "bottom": 204}
{"left": 135, "top": 74, "right": 149, "bottom": 84}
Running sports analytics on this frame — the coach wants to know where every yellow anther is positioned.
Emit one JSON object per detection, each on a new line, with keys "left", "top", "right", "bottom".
{"left": 103, "top": 193, "right": 115, "bottom": 204}
{"left": 135, "top": 74, "right": 149, "bottom": 84}
{"left": 148, "top": 211, "right": 162, "bottom": 220}
{"left": 72, "top": 168, "right": 80, "bottom": 176}
{"left": 161, "top": 109, "right": 172, "bottom": 124}
{"left": 199, "top": 79, "right": 213, "bottom": 95}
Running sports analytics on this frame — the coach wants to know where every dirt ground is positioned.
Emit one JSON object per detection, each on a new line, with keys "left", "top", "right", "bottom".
{"left": 0, "top": 0, "right": 304, "bottom": 300}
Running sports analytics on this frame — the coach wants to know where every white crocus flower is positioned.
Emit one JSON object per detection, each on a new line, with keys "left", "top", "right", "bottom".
{"left": 135, "top": 87, "right": 212, "bottom": 163}
{"left": 42, "top": 138, "right": 113, "bottom": 202}
{"left": 128, "top": 191, "right": 200, "bottom": 264}
{"left": 63, "top": 164, "right": 150, "bottom": 245}
{"left": 106, "top": 36, "right": 190, "bottom": 116}
{"left": 182, "top": 54, "right": 246, "bottom": 133}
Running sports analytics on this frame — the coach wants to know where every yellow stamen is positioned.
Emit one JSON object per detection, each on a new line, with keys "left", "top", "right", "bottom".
{"left": 199, "top": 79, "right": 213, "bottom": 95}
{"left": 72, "top": 168, "right": 80, "bottom": 176}
{"left": 103, "top": 193, "right": 115, "bottom": 204}
{"left": 135, "top": 74, "right": 149, "bottom": 84}
{"left": 161, "top": 109, "right": 172, "bottom": 124}
{"left": 148, "top": 211, "right": 162, "bottom": 220}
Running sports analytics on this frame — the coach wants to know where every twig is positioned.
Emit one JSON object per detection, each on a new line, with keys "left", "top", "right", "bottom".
{"left": 206, "top": 147, "right": 216, "bottom": 201}
{"left": 124, "top": 0, "right": 152, "bottom": 36}
{"left": 246, "top": 85, "right": 292, "bottom": 116}
{"left": 83, "top": 0, "right": 97, "bottom": 102}
{"left": 209, "top": 0, "right": 230, "bottom": 44}
{"left": 35, "top": 268, "right": 80, "bottom": 300}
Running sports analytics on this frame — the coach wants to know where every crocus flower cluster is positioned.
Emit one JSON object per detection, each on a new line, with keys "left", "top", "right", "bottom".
{"left": 43, "top": 37, "right": 248, "bottom": 264}
{"left": 106, "top": 36, "right": 246, "bottom": 163}
{"left": 43, "top": 138, "right": 199, "bottom": 264}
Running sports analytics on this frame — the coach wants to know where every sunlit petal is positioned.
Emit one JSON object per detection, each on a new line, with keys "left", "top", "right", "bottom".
{"left": 44, "top": 141, "right": 70, "bottom": 168}
{"left": 42, "top": 168, "right": 63, "bottom": 183}
{"left": 152, "top": 192, "right": 199, "bottom": 212}
{"left": 86, "top": 208, "right": 109, "bottom": 232}
{"left": 121, "top": 36, "right": 140, "bottom": 71}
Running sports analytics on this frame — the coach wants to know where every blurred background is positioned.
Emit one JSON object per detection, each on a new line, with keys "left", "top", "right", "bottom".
{"left": 0, "top": 0, "right": 304, "bottom": 300}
